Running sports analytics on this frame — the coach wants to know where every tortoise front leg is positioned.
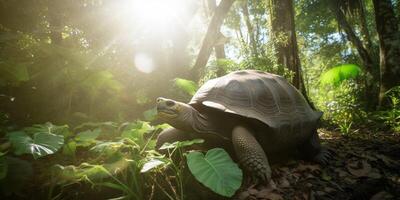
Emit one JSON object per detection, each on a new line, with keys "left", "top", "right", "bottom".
{"left": 299, "top": 130, "right": 332, "bottom": 165}
{"left": 232, "top": 126, "right": 271, "bottom": 184}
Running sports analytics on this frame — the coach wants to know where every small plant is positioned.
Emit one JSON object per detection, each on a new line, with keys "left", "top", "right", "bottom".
{"left": 320, "top": 80, "right": 363, "bottom": 134}
{"left": 338, "top": 120, "right": 353, "bottom": 135}
{"left": 47, "top": 121, "right": 168, "bottom": 200}
{"left": 144, "top": 139, "right": 243, "bottom": 199}
{"left": 373, "top": 86, "right": 400, "bottom": 133}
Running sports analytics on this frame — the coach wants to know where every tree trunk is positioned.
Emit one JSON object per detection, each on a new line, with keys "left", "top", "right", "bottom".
{"left": 269, "top": 0, "right": 306, "bottom": 93}
{"left": 330, "top": 0, "right": 380, "bottom": 109}
{"left": 207, "top": 0, "right": 227, "bottom": 77}
{"left": 191, "top": 0, "right": 235, "bottom": 81}
{"left": 241, "top": 0, "right": 258, "bottom": 58}
{"left": 359, "top": 0, "right": 373, "bottom": 51}
{"left": 373, "top": 0, "right": 400, "bottom": 107}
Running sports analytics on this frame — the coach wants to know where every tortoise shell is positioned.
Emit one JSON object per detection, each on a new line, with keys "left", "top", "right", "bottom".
{"left": 189, "top": 70, "right": 322, "bottom": 135}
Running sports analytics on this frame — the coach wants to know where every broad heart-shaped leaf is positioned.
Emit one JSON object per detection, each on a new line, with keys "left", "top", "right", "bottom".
{"left": 186, "top": 148, "right": 242, "bottom": 197}
{"left": 24, "top": 122, "right": 70, "bottom": 137}
{"left": 320, "top": 64, "right": 361, "bottom": 86}
{"left": 8, "top": 131, "right": 64, "bottom": 159}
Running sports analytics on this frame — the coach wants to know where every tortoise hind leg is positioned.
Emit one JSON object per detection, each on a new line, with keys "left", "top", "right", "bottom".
{"left": 299, "top": 130, "right": 331, "bottom": 165}
{"left": 232, "top": 126, "right": 271, "bottom": 184}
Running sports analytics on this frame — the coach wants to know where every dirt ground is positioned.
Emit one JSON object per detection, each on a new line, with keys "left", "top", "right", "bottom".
{"left": 235, "top": 128, "right": 400, "bottom": 200}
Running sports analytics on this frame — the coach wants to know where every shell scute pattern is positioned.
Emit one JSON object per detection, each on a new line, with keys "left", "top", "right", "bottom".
{"left": 189, "top": 70, "right": 320, "bottom": 131}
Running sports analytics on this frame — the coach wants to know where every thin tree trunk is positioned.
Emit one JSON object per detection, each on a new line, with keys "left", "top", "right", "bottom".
{"left": 241, "top": 0, "right": 258, "bottom": 58}
{"left": 207, "top": 0, "right": 227, "bottom": 77}
{"left": 330, "top": 0, "right": 380, "bottom": 109}
{"left": 191, "top": 0, "right": 235, "bottom": 81}
{"left": 373, "top": 0, "right": 400, "bottom": 107}
{"left": 359, "top": 0, "right": 373, "bottom": 51}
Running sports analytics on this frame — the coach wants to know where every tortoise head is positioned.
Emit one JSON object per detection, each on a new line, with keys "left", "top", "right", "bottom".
{"left": 156, "top": 97, "right": 195, "bottom": 131}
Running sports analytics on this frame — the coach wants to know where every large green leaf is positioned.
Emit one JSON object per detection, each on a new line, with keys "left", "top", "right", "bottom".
{"left": 121, "top": 121, "right": 154, "bottom": 146}
{"left": 174, "top": 78, "right": 198, "bottom": 96}
{"left": 186, "top": 148, "right": 242, "bottom": 197}
{"left": 320, "top": 64, "right": 361, "bottom": 86}
{"left": 24, "top": 122, "right": 70, "bottom": 137}
{"left": 52, "top": 163, "right": 109, "bottom": 185}
{"left": 75, "top": 128, "right": 101, "bottom": 147}
{"left": 7, "top": 131, "right": 64, "bottom": 159}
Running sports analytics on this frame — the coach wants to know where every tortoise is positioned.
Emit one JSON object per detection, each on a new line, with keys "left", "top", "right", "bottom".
{"left": 156, "top": 70, "right": 330, "bottom": 184}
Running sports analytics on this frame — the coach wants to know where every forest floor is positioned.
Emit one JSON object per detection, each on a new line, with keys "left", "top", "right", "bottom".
{"left": 236, "top": 128, "right": 400, "bottom": 200}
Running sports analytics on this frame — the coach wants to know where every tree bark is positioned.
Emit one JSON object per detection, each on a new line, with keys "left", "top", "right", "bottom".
{"left": 269, "top": 0, "right": 304, "bottom": 91}
{"left": 241, "top": 0, "right": 258, "bottom": 58}
{"left": 207, "top": 0, "right": 227, "bottom": 77}
{"left": 373, "top": 0, "right": 400, "bottom": 107}
{"left": 191, "top": 0, "right": 235, "bottom": 81}
{"left": 359, "top": 0, "right": 373, "bottom": 51}
{"left": 330, "top": 0, "right": 380, "bottom": 109}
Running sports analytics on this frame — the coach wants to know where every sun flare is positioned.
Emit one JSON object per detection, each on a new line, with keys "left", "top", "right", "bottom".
{"left": 121, "top": 0, "right": 187, "bottom": 31}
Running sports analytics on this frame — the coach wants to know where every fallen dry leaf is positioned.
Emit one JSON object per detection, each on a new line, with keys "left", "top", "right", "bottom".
{"left": 259, "top": 192, "right": 283, "bottom": 200}
{"left": 334, "top": 168, "right": 348, "bottom": 177}
{"left": 296, "top": 164, "right": 321, "bottom": 173}
{"left": 346, "top": 160, "right": 372, "bottom": 177}
{"left": 370, "top": 191, "right": 393, "bottom": 200}
{"left": 277, "top": 177, "right": 290, "bottom": 188}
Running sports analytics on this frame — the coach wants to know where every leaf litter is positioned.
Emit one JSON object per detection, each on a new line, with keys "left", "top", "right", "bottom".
{"left": 234, "top": 128, "right": 400, "bottom": 200}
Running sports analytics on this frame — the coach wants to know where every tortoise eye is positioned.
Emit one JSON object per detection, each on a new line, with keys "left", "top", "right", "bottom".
{"left": 166, "top": 100, "right": 175, "bottom": 107}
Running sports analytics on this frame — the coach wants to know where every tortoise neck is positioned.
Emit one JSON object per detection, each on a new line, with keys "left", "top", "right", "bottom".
{"left": 191, "top": 109, "right": 216, "bottom": 134}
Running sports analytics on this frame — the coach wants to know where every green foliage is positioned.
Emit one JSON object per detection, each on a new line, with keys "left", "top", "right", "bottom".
{"left": 373, "top": 86, "right": 400, "bottom": 133}
{"left": 159, "top": 139, "right": 205, "bottom": 150}
{"left": 320, "top": 64, "right": 362, "bottom": 86}
{"left": 7, "top": 130, "right": 64, "bottom": 159}
{"left": 0, "top": 62, "right": 29, "bottom": 86}
{"left": 186, "top": 148, "right": 243, "bottom": 197}
{"left": 52, "top": 163, "right": 109, "bottom": 185}
{"left": 174, "top": 78, "right": 198, "bottom": 96}
{"left": 317, "top": 80, "right": 364, "bottom": 134}
{"left": 75, "top": 128, "right": 101, "bottom": 147}
{"left": 46, "top": 121, "right": 192, "bottom": 200}
{"left": 140, "top": 159, "right": 165, "bottom": 173}
{"left": 120, "top": 121, "right": 154, "bottom": 147}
